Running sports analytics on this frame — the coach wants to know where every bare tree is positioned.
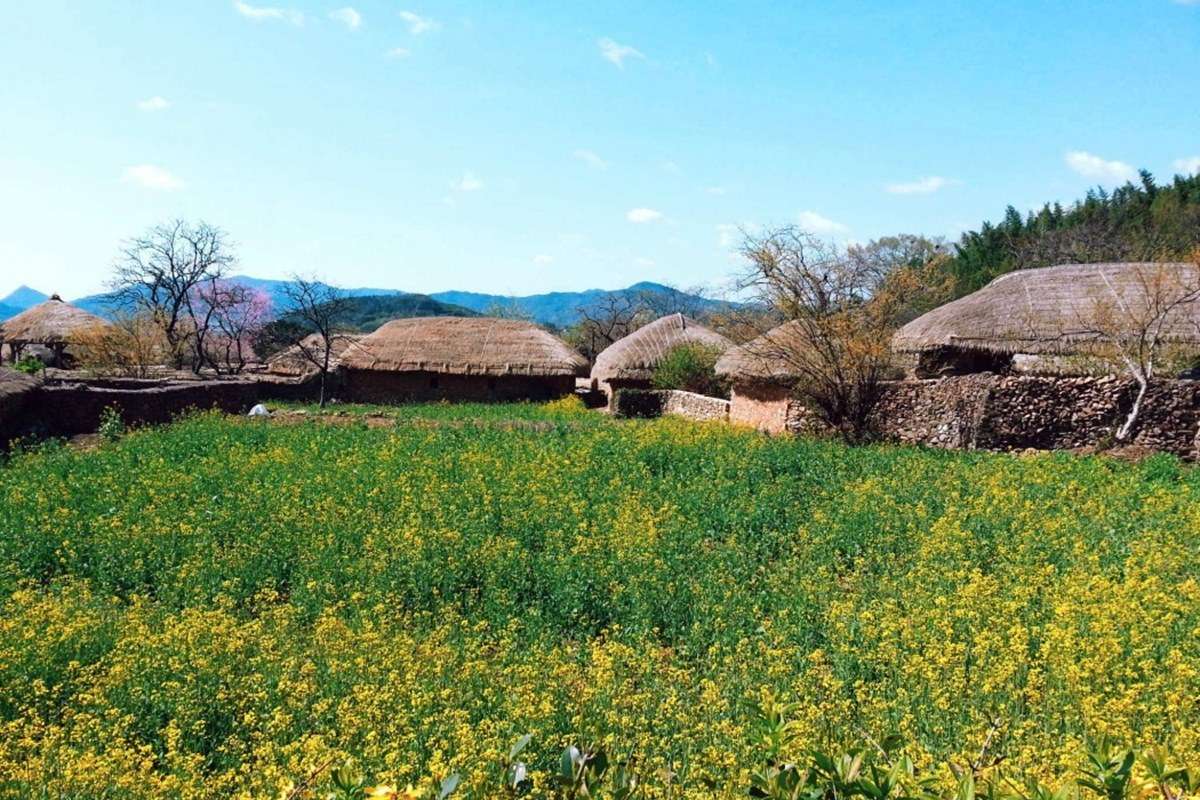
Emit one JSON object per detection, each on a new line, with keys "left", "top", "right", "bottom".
{"left": 736, "top": 226, "right": 905, "bottom": 442}
{"left": 1063, "top": 260, "right": 1200, "bottom": 442}
{"left": 564, "top": 293, "right": 652, "bottom": 362}
{"left": 637, "top": 284, "right": 711, "bottom": 320}
{"left": 276, "top": 276, "right": 354, "bottom": 408}
{"left": 109, "top": 220, "right": 235, "bottom": 370}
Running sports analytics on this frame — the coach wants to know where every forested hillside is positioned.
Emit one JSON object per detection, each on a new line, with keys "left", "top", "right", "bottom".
{"left": 948, "top": 171, "right": 1200, "bottom": 295}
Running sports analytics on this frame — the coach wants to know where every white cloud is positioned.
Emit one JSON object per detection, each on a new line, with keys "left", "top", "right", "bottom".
{"left": 716, "top": 224, "right": 738, "bottom": 248}
{"left": 1065, "top": 150, "right": 1137, "bottom": 183}
{"left": 1173, "top": 156, "right": 1200, "bottom": 176}
{"left": 661, "top": 160, "right": 682, "bottom": 175}
{"left": 626, "top": 207, "right": 663, "bottom": 223}
{"left": 399, "top": 10, "right": 438, "bottom": 34}
{"left": 797, "top": 210, "right": 849, "bottom": 235}
{"left": 885, "top": 175, "right": 955, "bottom": 195}
{"left": 533, "top": 254, "right": 554, "bottom": 265}
{"left": 573, "top": 149, "right": 608, "bottom": 169}
{"left": 122, "top": 165, "right": 184, "bottom": 191}
{"left": 598, "top": 37, "right": 644, "bottom": 68}
{"left": 329, "top": 7, "right": 362, "bottom": 29}
{"left": 452, "top": 171, "right": 483, "bottom": 192}
{"left": 136, "top": 96, "right": 170, "bottom": 112}
{"left": 234, "top": 1, "right": 303, "bottom": 24}
{"left": 634, "top": 257, "right": 656, "bottom": 268}
{"left": 705, "top": 186, "right": 727, "bottom": 196}
{"left": 386, "top": 47, "right": 411, "bottom": 59}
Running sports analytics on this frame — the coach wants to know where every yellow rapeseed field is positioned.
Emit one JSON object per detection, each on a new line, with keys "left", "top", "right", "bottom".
{"left": 0, "top": 403, "right": 1197, "bottom": 798}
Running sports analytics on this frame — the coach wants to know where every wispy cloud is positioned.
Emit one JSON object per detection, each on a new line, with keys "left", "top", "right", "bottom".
{"left": 399, "top": 10, "right": 438, "bottom": 34}
{"left": 1173, "top": 156, "right": 1200, "bottom": 176}
{"left": 452, "top": 171, "right": 483, "bottom": 192}
{"left": 797, "top": 210, "right": 849, "bottom": 235}
{"left": 885, "top": 175, "right": 956, "bottom": 195}
{"left": 634, "top": 257, "right": 656, "bottom": 268}
{"left": 573, "top": 149, "right": 608, "bottom": 169}
{"left": 329, "top": 7, "right": 362, "bottom": 29}
{"left": 234, "top": 1, "right": 304, "bottom": 24}
{"left": 386, "top": 47, "right": 411, "bottom": 59}
{"left": 705, "top": 186, "right": 727, "bottom": 196}
{"left": 599, "top": 37, "right": 644, "bottom": 68}
{"left": 626, "top": 207, "right": 663, "bottom": 223}
{"left": 136, "top": 96, "right": 170, "bottom": 112}
{"left": 661, "top": 160, "right": 682, "bottom": 175}
{"left": 122, "top": 165, "right": 184, "bottom": 191}
{"left": 533, "top": 254, "right": 554, "bottom": 265}
{"left": 1065, "top": 150, "right": 1137, "bottom": 183}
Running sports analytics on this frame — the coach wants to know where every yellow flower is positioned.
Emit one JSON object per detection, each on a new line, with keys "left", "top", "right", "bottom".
{"left": 364, "top": 785, "right": 420, "bottom": 800}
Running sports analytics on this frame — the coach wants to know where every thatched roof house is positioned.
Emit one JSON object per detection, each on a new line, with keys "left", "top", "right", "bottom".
{"left": 340, "top": 317, "right": 586, "bottom": 403}
{"left": 592, "top": 314, "right": 732, "bottom": 394}
{"left": 266, "top": 333, "right": 363, "bottom": 377}
{"left": 713, "top": 321, "right": 823, "bottom": 434}
{"left": 715, "top": 321, "right": 808, "bottom": 385}
{"left": 892, "top": 262, "right": 1200, "bottom": 376}
{"left": 0, "top": 295, "right": 110, "bottom": 367}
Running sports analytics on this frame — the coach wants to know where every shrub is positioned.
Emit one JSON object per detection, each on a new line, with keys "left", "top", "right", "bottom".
{"left": 13, "top": 355, "right": 45, "bottom": 375}
{"left": 97, "top": 405, "right": 126, "bottom": 442}
{"left": 650, "top": 342, "right": 729, "bottom": 397}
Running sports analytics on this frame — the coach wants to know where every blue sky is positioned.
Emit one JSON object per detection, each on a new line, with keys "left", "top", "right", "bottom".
{"left": 1, "top": 1, "right": 1198, "bottom": 300}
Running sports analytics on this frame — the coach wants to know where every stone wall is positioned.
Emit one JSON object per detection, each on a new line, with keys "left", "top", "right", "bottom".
{"left": 731, "top": 373, "right": 1200, "bottom": 457}
{"left": 878, "top": 374, "right": 1200, "bottom": 457}
{"left": 342, "top": 369, "right": 576, "bottom": 405}
{"left": 1, "top": 375, "right": 318, "bottom": 442}
{"left": 661, "top": 390, "right": 729, "bottom": 422}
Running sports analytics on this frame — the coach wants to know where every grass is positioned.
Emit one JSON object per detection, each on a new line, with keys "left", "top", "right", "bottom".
{"left": 0, "top": 403, "right": 1197, "bottom": 798}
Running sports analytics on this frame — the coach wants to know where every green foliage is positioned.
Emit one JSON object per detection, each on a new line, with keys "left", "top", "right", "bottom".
{"left": 13, "top": 355, "right": 44, "bottom": 375}
{"left": 948, "top": 171, "right": 1200, "bottom": 296}
{"left": 650, "top": 342, "right": 729, "bottom": 397}
{"left": 97, "top": 405, "right": 126, "bottom": 442}
{"left": 1, "top": 409, "right": 1199, "bottom": 796}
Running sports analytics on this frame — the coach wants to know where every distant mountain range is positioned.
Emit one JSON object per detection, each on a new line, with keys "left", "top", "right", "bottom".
{"left": 1, "top": 277, "right": 728, "bottom": 328}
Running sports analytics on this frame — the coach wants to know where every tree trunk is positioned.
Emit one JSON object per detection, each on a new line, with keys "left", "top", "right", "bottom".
{"left": 318, "top": 371, "right": 327, "bottom": 409}
{"left": 1116, "top": 375, "right": 1149, "bottom": 442}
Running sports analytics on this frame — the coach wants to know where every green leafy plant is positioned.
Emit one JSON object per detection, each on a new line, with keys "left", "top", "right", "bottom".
{"left": 97, "top": 404, "right": 126, "bottom": 442}
{"left": 650, "top": 343, "right": 728, "bottom": 397}
{"left": 13, "top": 355, "right": 45, "bottom": 375}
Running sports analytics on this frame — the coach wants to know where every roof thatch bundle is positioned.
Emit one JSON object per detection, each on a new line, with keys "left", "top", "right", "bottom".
{"left": 893, "top": 262, "right": 1200, "bottom": 356}
{"left": 0, "top": 295, "right": 110, "bottom": 345}
{"left": 591, "top": 314, "right": 732, "bottom": 383}
{"left": 715, "top": 321, "right": 809, "bottom": 383}
{"left": 266, "top": 333, "right": 364, "bottom": 376}
{"left": 340, "top": 317, "right": 587, "bottom": 376}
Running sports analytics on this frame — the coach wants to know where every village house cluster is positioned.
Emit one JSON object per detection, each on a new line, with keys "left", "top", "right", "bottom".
{"left": 4, "top": 260, "right": 1200, "bottom": 456}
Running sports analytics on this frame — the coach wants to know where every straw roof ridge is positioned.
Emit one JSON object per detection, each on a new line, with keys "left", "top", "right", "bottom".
{"left": 892, "top": 262, "right": 1200, "bottom": 356}
{"left": 0, "top": 296, "right": 110, "bottom": 344}
{"left": 715, "top": 320, "right": 809, "bottom": 382}
{"left": 265, "top": 333, "right": 364, "bottom": 377}
{"left": 591, "top": 313, "right": 733, "bottom": 382}
{"left": 340, "top": 316, "right": 587, "bottom": 376}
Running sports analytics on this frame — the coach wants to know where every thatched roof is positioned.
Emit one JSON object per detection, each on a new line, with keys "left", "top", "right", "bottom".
{"left": 0, "top": 295, "right": 109, "bottom": 345}
{"left": 715, "top": 321, "right": 808, "bottom": 383}
{"left": 340, "top": 317, "right": 587, "bottom": 377}
{"left": 893, "top": 262, "right": 1200, "bottom": 355}
{"left": 592, "top": 314, "right": 733, "bottom": 383}
{"left": 266, "top": 333, "right": 364, "bottom": 376}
